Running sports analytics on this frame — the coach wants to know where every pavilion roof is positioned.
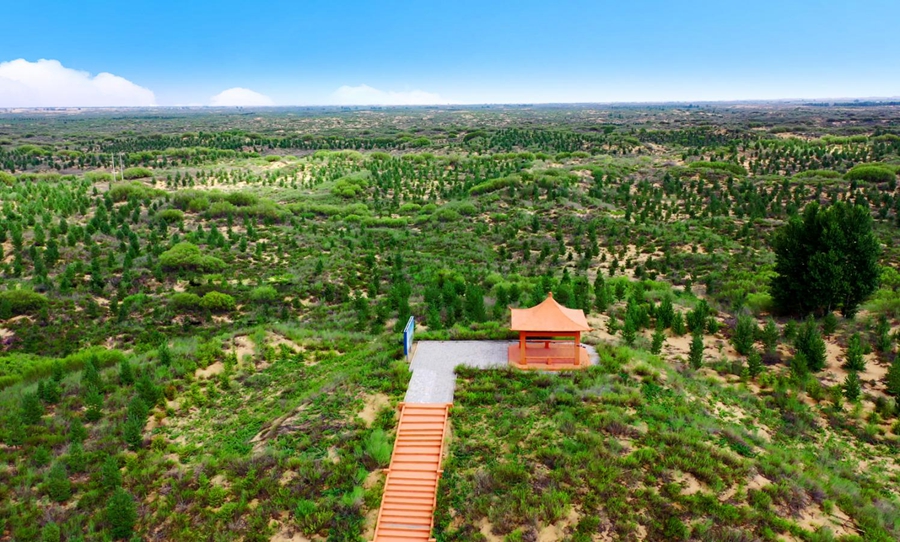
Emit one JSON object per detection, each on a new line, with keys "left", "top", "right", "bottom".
{"left": 510, "top": 293, "right": 591, "bottom": 333}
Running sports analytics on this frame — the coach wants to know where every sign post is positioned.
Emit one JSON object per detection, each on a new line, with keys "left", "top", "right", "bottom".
{"left": 402, "top": 316, "right": 415, "bottom": 361}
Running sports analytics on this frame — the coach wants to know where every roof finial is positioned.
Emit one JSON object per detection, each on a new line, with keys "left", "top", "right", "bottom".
{"left": 547, "top": 291, "right": 553, "bottom": 298}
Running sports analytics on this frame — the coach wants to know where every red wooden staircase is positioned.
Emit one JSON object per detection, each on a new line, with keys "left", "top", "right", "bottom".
{"left": 372, "top": 403, "right": 451, "bottom": 542}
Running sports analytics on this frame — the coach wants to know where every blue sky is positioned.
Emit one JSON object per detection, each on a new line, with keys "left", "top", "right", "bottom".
{"left": 1, "top": 0, "right": 898, "bottom": 106}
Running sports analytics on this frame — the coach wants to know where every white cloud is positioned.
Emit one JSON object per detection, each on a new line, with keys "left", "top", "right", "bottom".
{"left": 0, "top": 58, "right": 155, "bottom": 107}
{"left": 331, "top": 84, "right": 445, "bottom": 105}
{"left": 209, "top": 87, "right": 274, "bottom": 107}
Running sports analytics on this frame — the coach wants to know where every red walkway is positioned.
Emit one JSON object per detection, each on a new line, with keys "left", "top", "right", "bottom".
{"left": 372, "top": 403, "right": 451, "bottom": 542}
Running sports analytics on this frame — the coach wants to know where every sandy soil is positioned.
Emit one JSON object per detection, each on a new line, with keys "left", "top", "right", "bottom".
{"left": 195, "top": 361, "right": 224, "bottom": 379}
{"left": 358, "top": 393, "right": 390, "bottom": 427}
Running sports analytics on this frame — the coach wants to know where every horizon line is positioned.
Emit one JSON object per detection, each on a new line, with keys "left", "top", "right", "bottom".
{"left": 3, "top": 96, "right": 900, "bottom": 111}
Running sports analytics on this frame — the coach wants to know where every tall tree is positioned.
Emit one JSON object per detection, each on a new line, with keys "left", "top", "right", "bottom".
{"left": 770, "top": 202, "right": 880, "bottom": 317}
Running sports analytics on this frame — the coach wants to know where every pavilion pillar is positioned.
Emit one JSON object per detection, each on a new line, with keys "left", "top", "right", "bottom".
{"left": 574, "top": 332, "right": 581, "bottom": 366}
{"left": 519, "top": 332, "right": 526, "bottom": 365}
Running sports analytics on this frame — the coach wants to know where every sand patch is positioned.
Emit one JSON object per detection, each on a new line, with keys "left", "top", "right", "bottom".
{"left": 195, "top": 361, "right": 224, "bottom": 379}
{"left": 748, "top": 473, "right": 772, "bottom": 490}
{"left": 363, "top": 508, "right": 379, "bottom": 541}
{"left": 358, "top": 393, "right": 390, "bottom": 427}
{"left": 538, "top": 507, "right": 579, "bottom": 542}
{"left": 673, "top": 471, "right": 705, "bottom": 495}
{"left": 364, "top": 469, "right": 383, "bottom": 490}
{"left": 796, "top": 502, "right": 857, "bottom": 537}
{"left": 477, "top": 518, "right": 503, "bottom": 542}
{"left": 327, "top": 447, "right": 340, "bottom": 464}
{"left": 228, "top": 335, "right": 256, "bottom": 364}
{"left": 279, "top": 470, "right": 297, "bottom": 486}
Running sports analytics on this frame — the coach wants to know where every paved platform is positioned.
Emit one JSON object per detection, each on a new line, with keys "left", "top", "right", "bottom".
{"left": 404, "top": 341, "right": 509, "bottom": 404}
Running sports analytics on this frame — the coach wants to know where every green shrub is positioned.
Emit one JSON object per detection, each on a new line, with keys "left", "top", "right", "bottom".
{"left": 159, "top": 243, "right": 225, "bottom": 273}
{"left": 295, "top": 499, "right": 333, "bottom": 535}
{"left": 845, "top": 165, "right": 896, "bottom": 184}
{"left": 249, "top": 285, "right": 279, "bottom": 304}
{"left": 688, "top": 161, "right": 747, "bottom": 176}
{"left": 41, "top": 522, "right": 60, "bottom": 542}
{"left": 469, "top": 175, "right": 520, "bottom": 195}
{"left": 0, "top": 289, "right": 48, "bottom": 315}
{"left": 0, "top": 171, "right": 16, "bottom": 185}
{"left": 108, "top": 181, "right": 159, "bottom": 201}
{"left": 188, "top": 196, "right": 210, "bottom": 212}
{"left": 207, "top": 200, "right": 236, "bottom": 217}
{"left": 84, "top": 171, "right": 114, "bottom": 182}
{"left": 364, "top": 429, "right": 392, "bottom": 467}
{"left": 224, "top": 192, "right": 258, "bottom": 206}
{"left": 332, "top": 171, "right": 370, "bottom": 198}
{"left": 122, "top": 167, "right": 153, "bottom": 180}
{"left": 156, "top": 209, "right": 184, "bottom": 223}
{"left": 169, "top": 292, "right": 202, "bottom": 312}
{"left": 199, "top": 291, "right": 236, "bottom": 312}
{"left": 0, "top": 347, "right": 124, "bottom": 390}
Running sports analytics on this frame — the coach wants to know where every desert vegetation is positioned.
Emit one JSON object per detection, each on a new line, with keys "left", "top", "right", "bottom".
{"left": 0, "top": 104, "right": 899, "bottom": 540}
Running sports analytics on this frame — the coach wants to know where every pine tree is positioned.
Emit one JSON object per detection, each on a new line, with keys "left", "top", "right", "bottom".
{"left": 594, "top": 284, "right": 610, "bottom": 313}
{"left": 689, "top": 332, "right": 704, "bottom": 369}
{"left": 101, "top": 454, "right": 122, "bottom": 491}
{"left": 66, "top": 442, "right": 87, "bottom": 473}
{"left": 464, "top": 283, "right": 486, "bottom": 323}
{"left": 795, "top": 317, "right": 827, "bottom": 372}
{"left": 107, "top": 488, "right": 137, "bottom": 539}
{"left": 651, "top": 325, "right": 665, "bottom": 355}
{"left": 82, "top": 356, "right": 102, "bottom": 390}
{"left": 732, "top": 314, "right": 758, "bottom": 356}
{"left": 69, "top": 417, "right": 88, "bottom": 443}
{"left": 45, "top": 462, "right": 71, "bottom": 502}
{"left": 135, "top": 374, "right": 160, "bottom": 406}
{"left": 123, "top": 416, "right": 144, "bottom": 450}
{"left": 790, "top": 352, "right": 809, "bottom": 381}
{"left": 622, "top": 315, "right": 637, "bottom": 346}
{"left": 21, "top": 392, "right": 44, "bottom": 425}
{"left": 887, "top": 356, "right": 900, "bottom": 396}
{"left": 875, "top": 314, "right": 892, "bottom": 353}
{"left": 119, "top": 358, "right": 135, "bottom": 385}
{"left": 85, "top": 385, "right": 103, "bottom": 422}
{"left": 843, "top": 333, "right": 866, "bottom": 371}
{"left": 4, "top": 411, "right": 26, "bottom": 448}
{"left": 657, "top": 296, "right": 675, "bottom": 329}
{"left": 157, "top": 341, "right": 172, "bottom": 368}
{"left": 671, "top": 312, "right": 686, "bottom": 336}
{"left": 844, "top": 371, "right": 861, "bottom": 402}
{"left": 761, "top": 318, "right": 779, "bottom": 353}
{"left": 747, "top": 348, "right": 764, "bottom": 378}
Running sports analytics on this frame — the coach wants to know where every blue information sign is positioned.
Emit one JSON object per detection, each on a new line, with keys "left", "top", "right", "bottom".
{"left": 403, "top": 316, "right": 415, "bottom": 359}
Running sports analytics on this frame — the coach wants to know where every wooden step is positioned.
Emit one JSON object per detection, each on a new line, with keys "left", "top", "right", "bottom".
{"left": 373, "top": 403, "right": 450, "bottom": 542}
